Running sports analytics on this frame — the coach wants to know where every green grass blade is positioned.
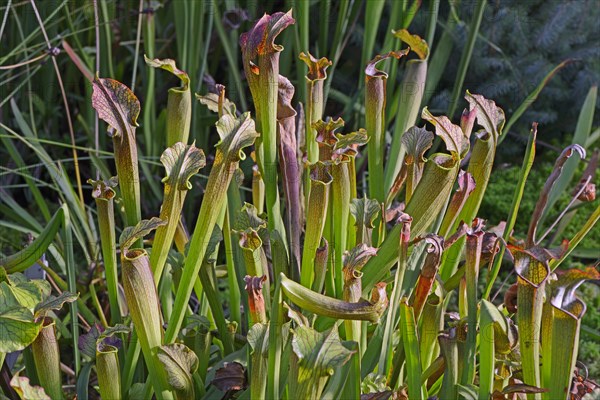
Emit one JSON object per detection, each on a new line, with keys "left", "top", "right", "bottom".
{"left": 400, "top": 300, "right": 425, "bottom": 399}
{"left": 549, "top": 202, "right": 600, "bottom": 271}
{"left": 212, "top": 0, "right": 247, "bottom": 111}
{"left": 447, "top": 0, "right": 486, "bottom": 117}
{"left": 266, "top": 280, "right": 284, "bottom": 400}
{"left": 62, "top": 204, "right": 81, "bottom": 374}
{"left": 541, "top": 86, "right": 597, "bottom": 223}
{"left": 1, "top": 207, "right": 63, "bottom": 274}
{"left": 360, "top": 0, "right": 385, "bottom": 73}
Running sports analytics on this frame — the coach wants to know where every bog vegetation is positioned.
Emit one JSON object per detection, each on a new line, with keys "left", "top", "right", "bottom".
{"left": 0, "top": 1, "right": 598, "bottom": 400}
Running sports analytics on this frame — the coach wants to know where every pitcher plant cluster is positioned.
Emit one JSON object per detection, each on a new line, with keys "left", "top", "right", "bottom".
{"left": 1, "top": 9, "right": 599, "bottom": 400}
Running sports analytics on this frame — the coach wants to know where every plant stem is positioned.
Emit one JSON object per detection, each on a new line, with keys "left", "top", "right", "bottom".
{"left": 90, "top": 181, "right": 120, "bottom": 324}
{"left": 301, "top": 163, "right": 333, "bottom": 288}
{"left": 462, "top": 231, "right": 484, "bottom": 385}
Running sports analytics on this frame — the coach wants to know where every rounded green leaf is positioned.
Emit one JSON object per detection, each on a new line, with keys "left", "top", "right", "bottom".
{"left": 157, "top": 343, "right": 199, "bottom": 399}
{"left": 0, "top": 307, "right": 40, "bottom": 352}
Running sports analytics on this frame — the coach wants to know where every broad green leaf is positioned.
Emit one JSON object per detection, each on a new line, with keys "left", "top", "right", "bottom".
{"left": 392, "top": 29, "right": 429, "bottom": 59}
{"left": 158, "top": 343, "right": 199, "bottom": 400}
{"left": 465, "top": 91, "right": 505, "bottom": 139}
{"left": 161, "top": 142, "right": 206, "bottom": 191}
{"left": 456, "top": 384, "right": 478, "bottom": 400}
{"left": 128, "top": 384, "right": 146, "bottom": 400}
{"left": 422, "top": 108, "right": 468, "bottom": 158}
{"left": 247, "top": 322, "right": 270, "bottom": 399}
{"left": 10, "top": 374, "right": 50, "bottom": 400}
{"left": 1, "top": 207, "right": 64, "bottom": 273}
{"left": 284, "top": 302, "right": 310, "bottom": 327}
{"left": 0, "top": 307, "right": 40, "bottom": 352}
{"left": 0, "top": 278, "right": 45, "bottom": 312}
{"left": 34, "top": 291, "right": 78, "bottom": 319}
{"left": 119, "top": 217, "right": 167, "bottom": 251}
{"left": 91, "top": 76, "right": 140, "bottom": 138}
{"left": 9, "top": 273, "right": 51, "bottom": 299}
{"left": 184, "top": 314, "right": 211, "bottom": 333}
{"left": 144, "top": 56, "right": 190, "bottom": 90}
{"left": 321, "top": 341, "right": 360, "bottom": 399}
{"left": 291, "top": 325, "right": 355, "bottom": 399}
{"left": 247, "top": 324, "right": 270, "bottom": 382}
{"left": 361, "top": 373, "right": 389, "bottom": 394}
{"left": 401, "top": 126, "right": 434, "bottom": 164}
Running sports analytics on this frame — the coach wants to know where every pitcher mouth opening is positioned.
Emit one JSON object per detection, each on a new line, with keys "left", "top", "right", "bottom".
{"left": 125, "top": 248, "right": 147, "bottom": 260}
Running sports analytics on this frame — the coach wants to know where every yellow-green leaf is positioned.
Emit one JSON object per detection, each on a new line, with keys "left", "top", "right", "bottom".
{"left": 144, "top": 55, "right": 190, "bottom": 90}
{"left": 161, "top": 142, "right": 206, "bottom": 191}
{"left": 157, "top": 343, "right": 199, "bottom": 400}
{"left": 422, "top": 108, "right": 468, "bottom": 158}
{"left": 392, "top": 29, "right": 429, "bottom": 59}
{"left": 119, "top": 217, "right": 167, "bottom": 251}
{"left": 10, "top": 374, "right": 50, "bottom": 400}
